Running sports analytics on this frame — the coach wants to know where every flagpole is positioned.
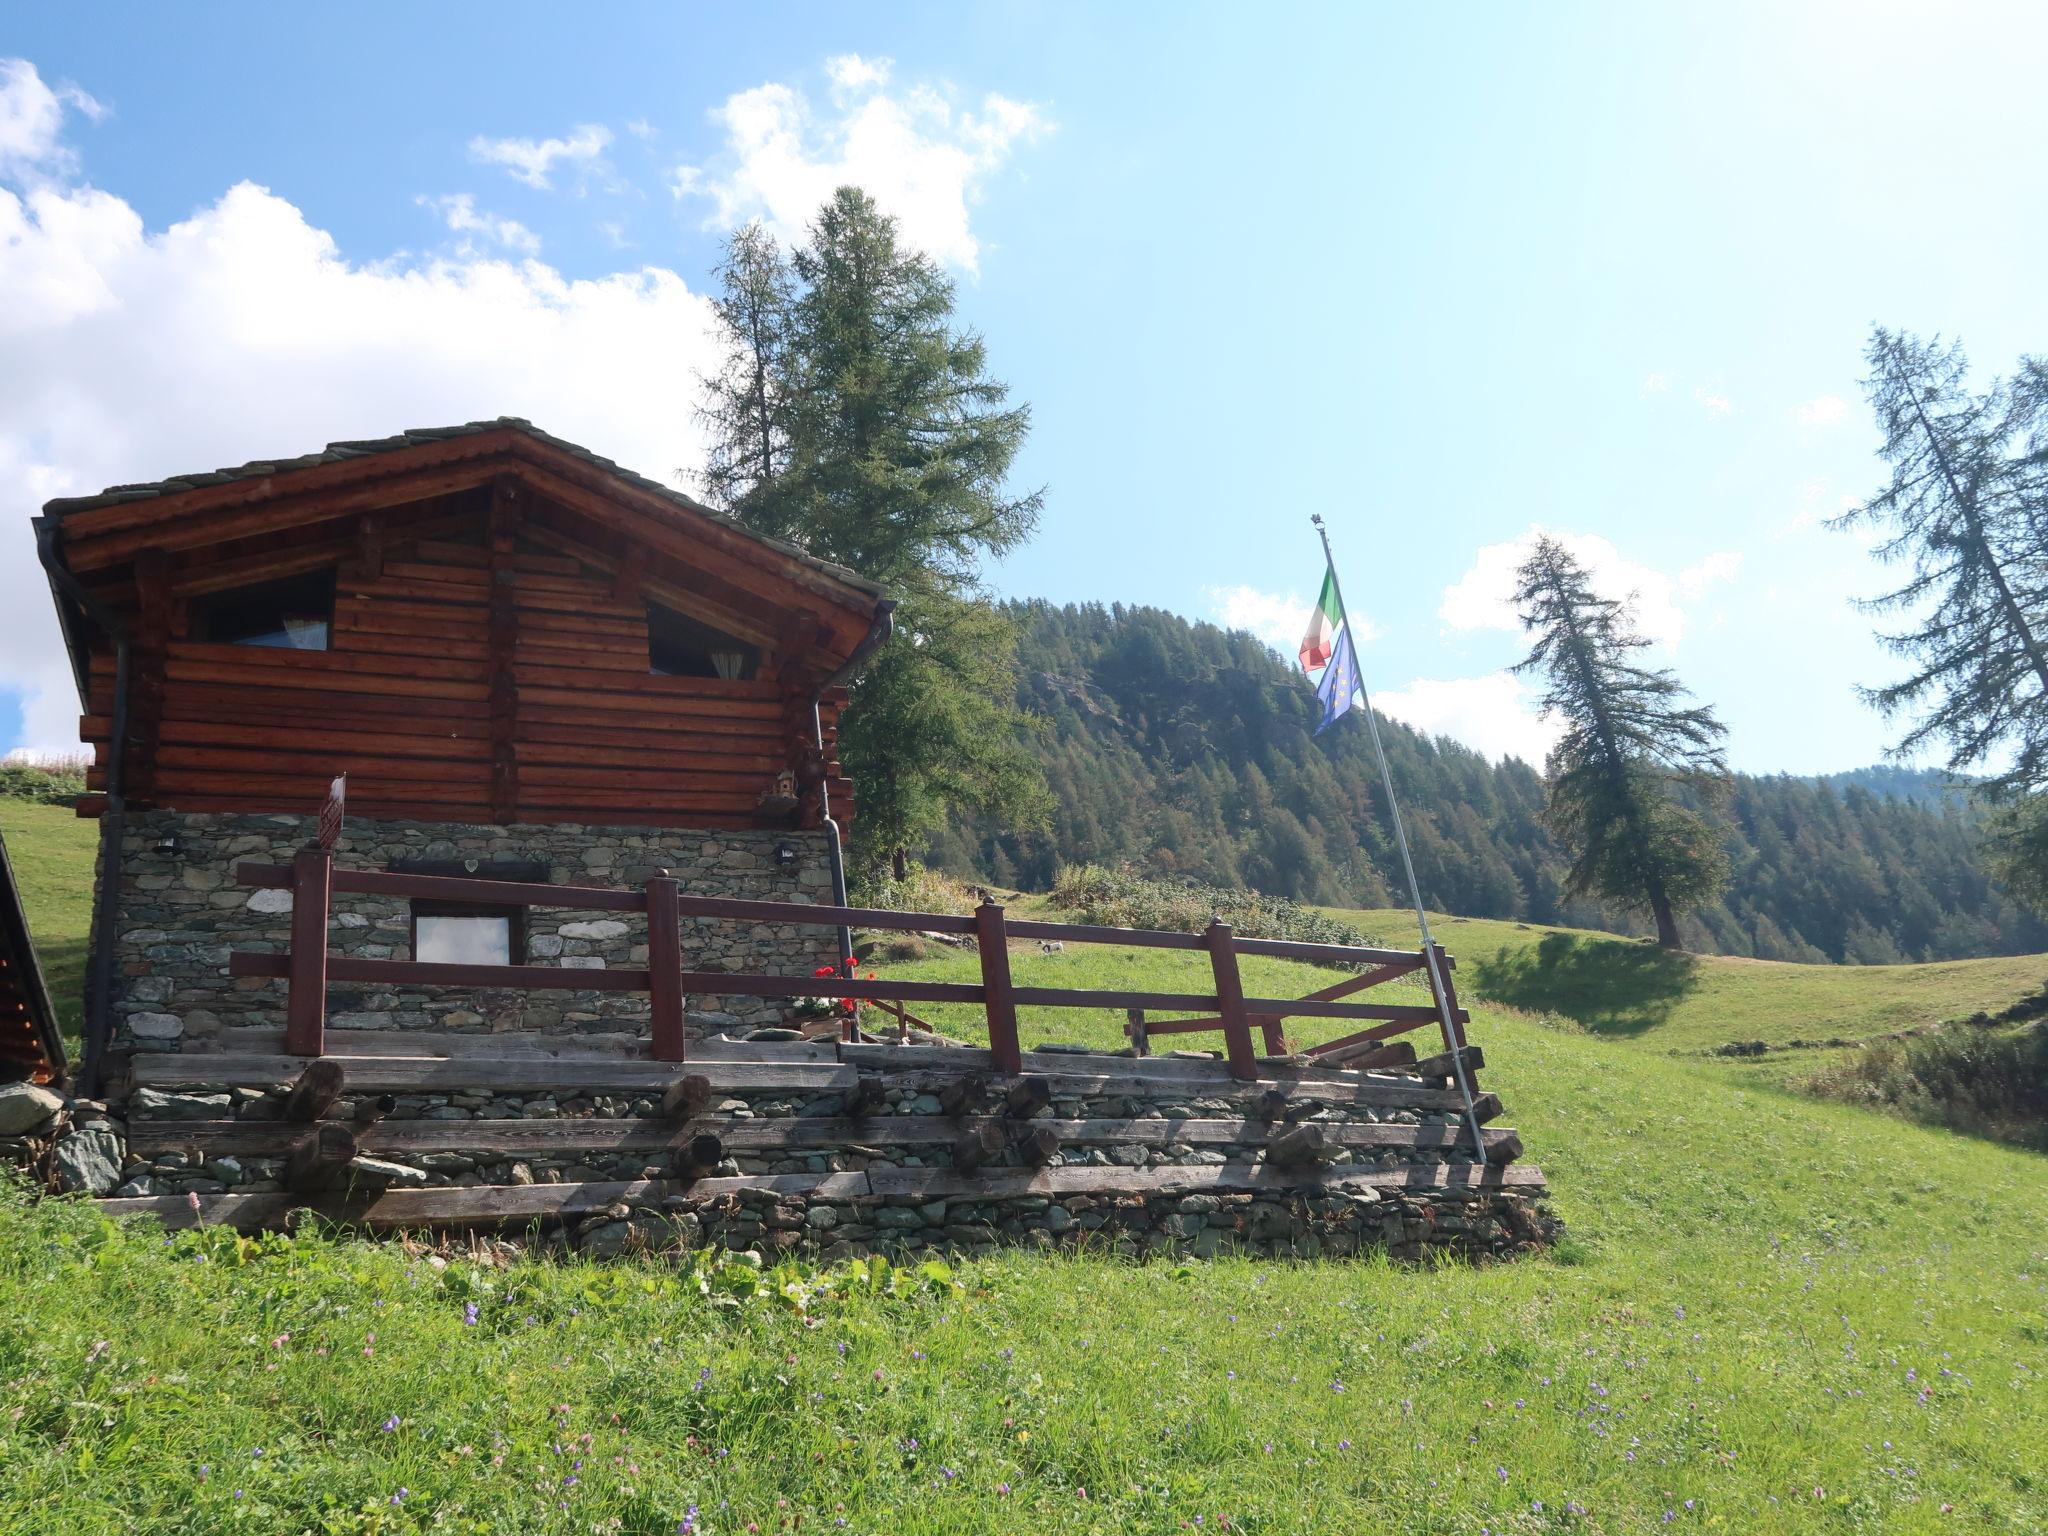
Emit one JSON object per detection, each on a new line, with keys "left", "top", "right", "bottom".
{"left": 1310, "top": 514, "right": 1488, "bottom": 1167}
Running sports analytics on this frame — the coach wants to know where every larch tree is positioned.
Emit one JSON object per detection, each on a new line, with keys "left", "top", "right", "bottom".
{"left": 1833, "top": 328, "right": 2048, "bottom": 793}
{"left": 1835, "top": 331, "right": 2048, "bottom": 794}
{"left": 1834, "top": 328, "right": 2048, "bottom": 918}
{"left": 696, "top": 221, "right": 796, "bottom": 517}
{"left": 1512, "top": 536, "right": 1730, "bottom": 949}
{"left": 699, "top": 187, "right": 1049, "bottom": 881}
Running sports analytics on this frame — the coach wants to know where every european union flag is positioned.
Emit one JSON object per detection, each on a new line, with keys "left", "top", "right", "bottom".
{"left": 1313, "top": 625, "right": 1363, "bottom": 734}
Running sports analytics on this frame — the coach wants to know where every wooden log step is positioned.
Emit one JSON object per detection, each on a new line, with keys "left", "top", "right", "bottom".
{"left": 127, "top": 1115, "right": 1524, "bottom": 1160}
{"left": 840, "top": 1042, "right": 1430, "bottom": 1087}
{"left": 881, "top": 1067, "right": 1482, "bottom": 1111}
{"left": 97, "top": 1161, "right": 1545, "bottom": 1233}
{"left": 864, "top": 1160, "right": 1546, "bottom": 1201}
{"left": 97, "top": 1171, "right": 869, "bottom": 1233}
{"left": 1315, "top": 1038, "right": 1418, "bottom": 1072}
{"left": 132, "top": 1052, "right": 856, "bottom": 1094}
{"left": 1409, "top": 1045, "right": 1486, "bottom": 1082}
{"left": 132, "top": 1052, "right": 1477, "bottom": 1111}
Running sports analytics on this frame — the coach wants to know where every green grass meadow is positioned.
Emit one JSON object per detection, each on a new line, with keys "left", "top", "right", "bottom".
{"left": 1, "top": 807, "right": 2045, "bottom": 1531}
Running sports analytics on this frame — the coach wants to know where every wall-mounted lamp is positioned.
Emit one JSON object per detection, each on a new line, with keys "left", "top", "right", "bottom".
{"left": 155, "top": 829, "right": 186, "bottom": 860}
{"left": 774, "top": 840, "right": 798, "bottom": 872}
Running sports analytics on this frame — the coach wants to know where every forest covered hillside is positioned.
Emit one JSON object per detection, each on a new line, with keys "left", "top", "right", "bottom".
{"left": 929, "top": 600, "right": 2048, "bottom": 963}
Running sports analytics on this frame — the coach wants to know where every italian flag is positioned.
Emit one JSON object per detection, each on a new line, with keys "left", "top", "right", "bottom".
{"left": 1298, "top": 567, "right": 1343, "bottom": 674}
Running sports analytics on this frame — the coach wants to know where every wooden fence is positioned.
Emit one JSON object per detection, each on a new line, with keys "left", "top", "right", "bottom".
{"left": 227, "top": 853, "right": 1470, "bottom": 1081}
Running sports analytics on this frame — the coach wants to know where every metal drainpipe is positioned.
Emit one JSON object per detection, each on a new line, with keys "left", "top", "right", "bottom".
{"left": 810, "top": 600, "right": 896, "bottom": 972}
{"left": 34, "top": 518, "right": 130, "bottom": 1098}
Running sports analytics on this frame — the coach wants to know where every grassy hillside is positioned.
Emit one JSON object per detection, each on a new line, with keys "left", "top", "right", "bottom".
{"left": 5, "top": 994, "right": 2046, "bottom": 1531}
{"left": 1346, "top": 908, "right": 2048, "bottom": 1054}
{"left": 5, "top": 817, "right": 2047, "bottom": 1528}
{"left": 0, "top": 797, "right": 94, "bottom": 1052}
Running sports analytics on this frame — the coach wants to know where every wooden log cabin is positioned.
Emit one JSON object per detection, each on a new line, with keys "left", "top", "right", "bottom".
{"left": 28, "top": 419, "right": 1551, "bottom": 1257}
{"left": 36, "top": 419, "right": 893, "bottom": 1093}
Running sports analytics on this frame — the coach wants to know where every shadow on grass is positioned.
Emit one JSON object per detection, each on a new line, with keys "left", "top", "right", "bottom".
{"left": 1470, "top": 931, "right": 1701, "bottom": 1035}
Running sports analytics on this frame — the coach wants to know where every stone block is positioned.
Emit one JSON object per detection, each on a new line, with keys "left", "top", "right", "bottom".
{"left": 0, "top": 1082, "right": 62, "bottom": 1136}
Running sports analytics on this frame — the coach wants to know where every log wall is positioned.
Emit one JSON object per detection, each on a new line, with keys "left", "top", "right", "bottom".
{"left": 80, "top": 534, "right": 851, "bottom": 830}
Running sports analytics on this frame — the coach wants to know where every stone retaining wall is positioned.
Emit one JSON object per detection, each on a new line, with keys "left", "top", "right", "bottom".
{"left": 100, "top": 810, "right": 840, "bottom": 1057}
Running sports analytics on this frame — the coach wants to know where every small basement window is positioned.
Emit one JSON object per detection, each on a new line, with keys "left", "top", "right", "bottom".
{"left": 193, "top": 569, "right": 336, "bottom": 650}
{"left": 411, "top": 901, "right": 525, "bottom": 966}
{"left": 648, "top": 602, "right": 758, "bottom": 680}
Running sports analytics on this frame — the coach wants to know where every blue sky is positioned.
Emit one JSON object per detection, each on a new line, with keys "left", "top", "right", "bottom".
{"left": 5, "top": 2, "right": 2046, "bottom": 772}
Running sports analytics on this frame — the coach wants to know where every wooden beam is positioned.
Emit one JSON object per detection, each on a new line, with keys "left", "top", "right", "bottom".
{"left": 282, "top": 1059, "right": 346, "bottom": 1122}
{"left": 285, "top": 847, "right": 332, "bottom": 1057}
{"left": 129, "top": 1115, "right": 1525, "bottom": 1159}
{"left": 284, "top": 1122, "right": 358, "bottom": 1193}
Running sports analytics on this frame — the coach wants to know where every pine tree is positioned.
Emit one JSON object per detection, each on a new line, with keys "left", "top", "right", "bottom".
{"left": 702, "top": 188, "right": 1050, "bottom": 880}
{"left": 1834, "top": 328, "right": 2048, "bottom": 793}
{"left": 1511, "top": 536, "right": 1730, "bottom": 948}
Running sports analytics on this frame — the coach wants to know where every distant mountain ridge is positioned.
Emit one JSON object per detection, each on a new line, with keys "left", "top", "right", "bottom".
{"left": 928, "top": 601, "right": 2048, "bottom": 964}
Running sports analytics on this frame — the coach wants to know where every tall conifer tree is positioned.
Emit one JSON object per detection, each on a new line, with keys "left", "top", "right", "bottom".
{"left": 700, "top": 188, "right": 1048, "bottom": 879}
{"left": 1512, "top": 537, "right": 1729, "bottom": 948}
{"left": 1834, "top": 328, "right": 2048, "bottom": 794}
{"left": 697, "top": 221, "right": 795, "bottom": 515}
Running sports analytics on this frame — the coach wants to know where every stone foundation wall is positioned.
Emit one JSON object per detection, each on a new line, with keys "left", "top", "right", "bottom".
{"left": 100, "top": 810, "right": 841, "bottom": 1059}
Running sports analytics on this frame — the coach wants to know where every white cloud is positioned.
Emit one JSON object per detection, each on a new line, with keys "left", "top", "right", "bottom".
{"left": 1692, "top": 385, "right": 1734, "bottom": 417}
{"left": 1678, "top": 550, "right": 1743, "bottom": 597}
{"left": 0, "top": 57, "right": 101, "bottom": 184}
{"left": 1438, "top": 527, "right": 1740, "bottom": 649}
{"left": 1640, "top": 371, "right": 1669, "bottom": 395}
{"left": 468, "top": 122, "right": 613, "bottom": 190}
{"left": 825, "top": 54, "right": 893, "bottom": 95}
{"left": 0, "top": 65, "right": 723, "bottom": 752}
{"left": 1205, "top": 585, "right": 1380, "bottom": 657}
{"left": 1790, "top": 393, "right": 1847, "bottom": 425}
{"left": 671, "top": 65, "right": 1049, "bottom": 271}
{"left": 1374, "top": 672, "right": 1561, "bottom": 766}
{"left": 417, "top": 192, "right": 540, "bottom": 254}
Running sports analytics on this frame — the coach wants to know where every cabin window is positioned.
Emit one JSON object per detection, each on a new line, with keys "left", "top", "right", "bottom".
{"left": 193, "top": 570, "right": 336, "bottom": 651}
{"left": 411, "top": 902, "right": 525, "bottom": 967}
{"left": 647, "top": 602, "right": 758, "bottom": 680}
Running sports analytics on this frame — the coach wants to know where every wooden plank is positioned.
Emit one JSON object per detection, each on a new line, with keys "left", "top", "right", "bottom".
{"left": 166, "top": 639, "right": 487, "bottom": 684}
{"left": 1205, "top": 921, "right": 1257, "bottom": 1080}
{"left": 973, "top": 902, "right": 1020, "bottom": 1074}
{"left": 158, "top": 718, "right": 487, "bottom": 762}
{"left": 866, "top": 1160, "right": 1546, "bottom": 1201}
{"left": 834, "top": 1042, "right": 1431, "bottom": 1087}
{"left": 97, "top": 1170, "right": 874, "bottom": 1232}
{"left": 285, "top": 848, "right": 331, "bottom": 1056}
{"left": 646, "top": 877, "right": 685, "bottom": 1062}
{"left": 131, "top": 1052, "right": 856, "bottom": 1093}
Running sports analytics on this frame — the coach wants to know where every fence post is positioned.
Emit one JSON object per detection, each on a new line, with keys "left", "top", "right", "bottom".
{"left": 975, "top": 902, "right": 1022, "bottom": 1074}
{"left": 1256, "top": 1013, "right": 1288, "bottom": 1056}
{"left": 646, "top": 875, "right": 686, "bottom": 1063}
{"left": 1205, "top": 920, "right": 1258, "bottom": 1080}
{"left": 284, "top": 846, "right": 332, "bottom": 1057}
{"left": 1429, "top": 941, "right": 1469, "bottom": 1051}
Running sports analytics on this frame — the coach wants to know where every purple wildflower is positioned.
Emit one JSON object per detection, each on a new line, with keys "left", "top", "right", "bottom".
{"left": 381, "top": 1415, "right": 400, "bottom": 1433}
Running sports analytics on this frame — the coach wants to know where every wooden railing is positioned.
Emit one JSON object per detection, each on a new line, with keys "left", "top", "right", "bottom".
{"left": 227, "top": 855, "right": 1469, "bottom": 1081}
